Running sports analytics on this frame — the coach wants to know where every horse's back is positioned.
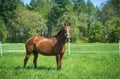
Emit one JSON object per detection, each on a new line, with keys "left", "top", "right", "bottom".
{"left": 26, "top": 36, "right": 57, "bottom": 55}
{"left": 25, "top": 36, "right": 42, "bottom": 53}
{"left": 26, "top": 36, "right": 38, "bottom": 45}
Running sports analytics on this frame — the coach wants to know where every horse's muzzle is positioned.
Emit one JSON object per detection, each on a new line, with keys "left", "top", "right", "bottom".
{"left": 66, "top": 34, "right": 70, "bottom": 39}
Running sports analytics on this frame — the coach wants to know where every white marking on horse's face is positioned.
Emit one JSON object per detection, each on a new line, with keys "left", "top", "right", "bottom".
{"left": 64, "top": 25, "right": 71, "bottom": 38}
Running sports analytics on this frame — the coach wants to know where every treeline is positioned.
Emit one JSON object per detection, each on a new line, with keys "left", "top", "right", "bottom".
{"left": 0, "top": 0, "right": 120, "bottom": 43}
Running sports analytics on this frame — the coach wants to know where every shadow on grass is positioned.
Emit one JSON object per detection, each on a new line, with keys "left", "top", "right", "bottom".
{"left": 15, "top": 66, "right": 56, "bottom": 70}
{"left": 37, "top": 66, "right": 56, "bottom": 70}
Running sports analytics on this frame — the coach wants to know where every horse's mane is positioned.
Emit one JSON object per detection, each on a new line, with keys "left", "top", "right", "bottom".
{"left": 53, "top": 28, "right": 64, "bottom": 37}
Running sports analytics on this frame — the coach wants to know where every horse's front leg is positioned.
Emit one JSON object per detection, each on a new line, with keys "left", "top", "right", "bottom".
{"left": 56, "top": 54, "right": 61, "bottom": 70}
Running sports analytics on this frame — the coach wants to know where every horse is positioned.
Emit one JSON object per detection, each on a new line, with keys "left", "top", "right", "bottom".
{"left": 24, "top": 23, "right": 71, "bottom": 70}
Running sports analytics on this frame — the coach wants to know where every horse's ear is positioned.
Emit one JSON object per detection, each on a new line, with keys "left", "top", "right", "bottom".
{"left": 64, "top": 23, "right": 71, "bottom": 26}
{"left": 64, "top": 23, "right": 67, "bottom": 26}
{"left": 68, "top": 23, "right": 71, "bottom": 26}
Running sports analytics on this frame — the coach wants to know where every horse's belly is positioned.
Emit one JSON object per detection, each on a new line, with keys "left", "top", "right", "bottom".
{"left": 36, "top": 43, "right": 55, "bottom": 56}
{"left": 38, "top": 49, "right": 54, "bottom": 56}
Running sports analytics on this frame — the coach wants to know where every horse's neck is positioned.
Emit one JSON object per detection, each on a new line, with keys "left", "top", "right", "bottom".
{"left": 56, "top": 31, "right": 66, "bottom": 44}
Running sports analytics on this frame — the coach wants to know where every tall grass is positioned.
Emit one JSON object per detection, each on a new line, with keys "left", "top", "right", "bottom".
{"left": 0, "top": 43, "right": 120, "bottom": 79}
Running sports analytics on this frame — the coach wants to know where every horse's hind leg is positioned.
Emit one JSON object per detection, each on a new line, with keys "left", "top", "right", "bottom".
{"left": 24, "top": 52, "right": 31, "bottom": 69}
{"left": 33, "top": 52, "right": 38, "bottom": 68}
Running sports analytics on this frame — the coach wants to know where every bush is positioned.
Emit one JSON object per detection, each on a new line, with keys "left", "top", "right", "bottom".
{"left": 108, "top": 29, "right": 120, "bottom": 42}
{"left": 89, "top": 20, "right": 105, "bottom": 42}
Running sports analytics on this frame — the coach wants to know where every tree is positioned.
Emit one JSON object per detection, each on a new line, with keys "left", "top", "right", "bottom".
{"left": 0, "top": 0, "right": 22, "bottom": 24}
{"left": 73, "top": 0, "right": 86, "bottom": 15}
{"left": 0, "top": 0, "right": 24, "bottom": 42}
{"left": 0, "top": 17, "right": 7, "bottom": 42}
{"left": 46, "top": 0, "right": 71, "bottom": 37}
{"left": 29, "top": 0, "right": 51, "bottom": 19}
{"left": 86, "top": 0, "right": 96, "bottom": 37}
{"left": 77, "top": 13, "right": 89, "bottom": 40}
{"left": 11, "top": 5, "right": 46, "bottom": 42}
{"left": 100, "top": 2, "right": 115, "bottom": 24}
{"left": 109, "top": 0, "right": 120, "bottom": 17}
{"left": 100, "top": 0, "right": 120, "bottom": 42}
{"left": 105, "top": 17, "right": 120, "bottom": 42}
{"left": 73, "top": 0, "right": 98, "bottom": 41}
{"left": 108, "top": 29, "right": 120, "bottom": 43}
{"left": 89, "top": 20, "right": 104, "bottom": 42}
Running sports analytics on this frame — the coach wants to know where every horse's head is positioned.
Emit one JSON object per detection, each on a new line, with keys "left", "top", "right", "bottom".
{"left": 63, "top": 23, "right": 71, "bottom": 39}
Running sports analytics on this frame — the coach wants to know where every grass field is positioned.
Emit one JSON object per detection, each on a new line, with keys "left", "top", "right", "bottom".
{"left": 0, "top": 43, "right": 120, "bottom": 79}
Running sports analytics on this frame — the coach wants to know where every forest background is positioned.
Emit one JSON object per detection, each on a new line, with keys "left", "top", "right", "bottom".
{"left": 0, "top": 0, "right": 120, "bottom": 43}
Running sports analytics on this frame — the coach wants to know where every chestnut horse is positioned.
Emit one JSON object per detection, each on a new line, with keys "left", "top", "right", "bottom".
{"left": 24, "top": 24, "right": 71, "bottom": 70}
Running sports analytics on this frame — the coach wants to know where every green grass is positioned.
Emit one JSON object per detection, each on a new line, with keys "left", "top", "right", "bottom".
{"left": 0, "top": 43, "right": 120, "bottom": 79}
{"left": 69, "top": 43, "right": 118, "bottom": 52}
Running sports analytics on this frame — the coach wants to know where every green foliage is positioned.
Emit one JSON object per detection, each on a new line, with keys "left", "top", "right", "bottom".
{"left": 77, "top": 13, "right": 89, "bottom": 39}
{"left": 73, "top": 0, "right": 86, "bottom": 14}
{"left": 29, "top": 0, "right": 51, "bottom": 19}
{"left": 46, "top": 0, "right": 70, "bottom": 37}
{"left": 0, "top": 0, "right": 24, "bottom": 42}
{"left": 11, "top": 5, "right": 46, "bottom": 42}
{"left": 89, "top": 20, "right": 104, "bottom": 42}
{"left": 100, "top": 1, "right": 115, "bottom": 23}
{"left": 0, "top": 0, "right": 21, "bottom": 23}
{"left": 106, "top": 17, "right": 120, "bottom": 42}
{"left": 108, "top": 29, "right": 120, "bottom": 42}
{"left": 109, "top": 0, "right": 120, "bottom": 17}
{"left": 0, "top": 18, "right": 7, "bottom": 42}
{"left": 0, "top": 0, "right": 120, "bottom": 43}
{"left": 99, "top": 0, "right": 120, "bottom": 42}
